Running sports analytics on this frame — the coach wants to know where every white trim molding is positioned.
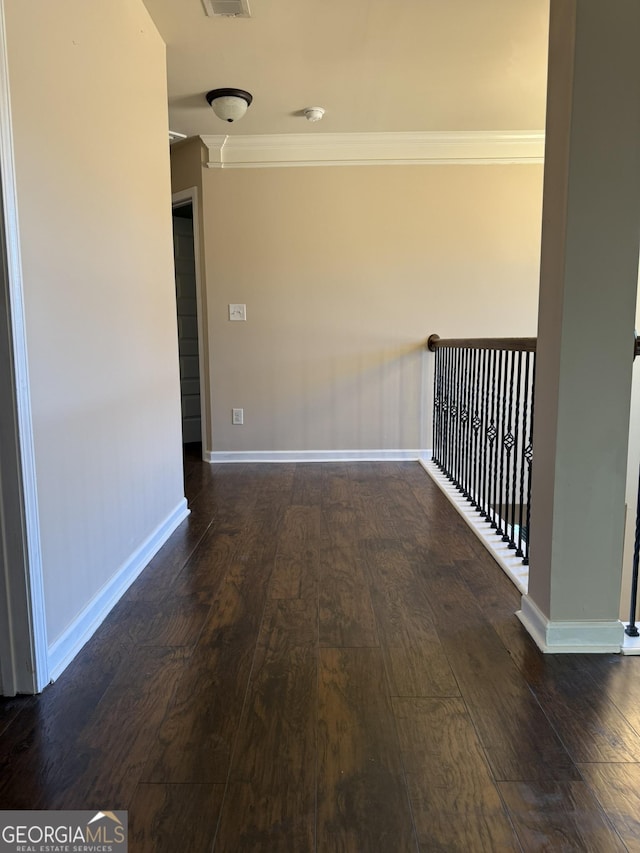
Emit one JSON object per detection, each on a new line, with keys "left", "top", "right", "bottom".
{"left": 47, "top": 499, "right": 189, "bottom": 681}
{"left": 0, "top": 0, "right": 49, "bottom": 694}
{"left": 206, "top": 449, "right": 431, "bottom": 464}
{"left": 201, "top": 130, "right": 545, "bottom": 170}
{"left": 421, "top": 461, "right": 529, "bottom": 594}
{"left": 517, "top": 595, "right": 624, "bottom": 654}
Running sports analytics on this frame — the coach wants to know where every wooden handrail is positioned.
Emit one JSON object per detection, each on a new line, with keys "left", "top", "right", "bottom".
{"left": 427, "top": 334, "right": 536, "bottom": 353}
{"left": 429, "top": 333, "right": 639, "bottom": 358}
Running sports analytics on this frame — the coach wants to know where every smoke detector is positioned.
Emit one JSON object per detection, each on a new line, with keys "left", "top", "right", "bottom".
{"left": 304, "top": 107, "right": 325, "bottom": 123}
{"left": 201, "top": 0, "right": 251, "bottom": 17}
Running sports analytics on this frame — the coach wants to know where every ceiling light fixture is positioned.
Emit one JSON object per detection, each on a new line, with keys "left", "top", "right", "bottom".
{"left": 205, "top": 88, "right": 253, "bottom": 123}
{"left": 304, "top": 107, "right": 325, "bottom": 123}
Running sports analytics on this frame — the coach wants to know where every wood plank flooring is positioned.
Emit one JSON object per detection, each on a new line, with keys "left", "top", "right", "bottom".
{"left": 2, "top": 449, "right": 640, "bottom": 851}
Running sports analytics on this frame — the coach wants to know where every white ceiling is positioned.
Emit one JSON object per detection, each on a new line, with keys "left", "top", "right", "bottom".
{"left": 142, "top": 0, "right": 549, "bottom": 139}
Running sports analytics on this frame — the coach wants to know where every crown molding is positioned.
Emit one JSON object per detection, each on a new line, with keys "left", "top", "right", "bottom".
{"left": 200, "top": 130, "right": 545, "bottom": 169}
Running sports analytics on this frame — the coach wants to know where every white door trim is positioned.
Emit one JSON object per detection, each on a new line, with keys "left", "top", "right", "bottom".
{"left": 0, "top": 0, "right": 49, "bottom": 695}
{"left": 172, "top": 187, "right": 210, "bottom": 457}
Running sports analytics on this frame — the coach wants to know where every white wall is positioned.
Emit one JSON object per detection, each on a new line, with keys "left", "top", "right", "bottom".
{"left": 4, "top": 0, "right": 185, "bottom": 653}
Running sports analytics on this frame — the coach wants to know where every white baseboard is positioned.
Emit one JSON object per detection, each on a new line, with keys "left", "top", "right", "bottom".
{"left": 420, "top": 460, "right": 529, "bottom": 594}
{"left": 622, "top": 624, "right": 640, "bottom": 655}
{"left": 47, "top": 498, "right": 190, "bottom": 681}
{"left": 517, "top": 594, "right": 624, "bottom": 653}
{"left": 205, "top": 449, "right": 432, "bottom": 463}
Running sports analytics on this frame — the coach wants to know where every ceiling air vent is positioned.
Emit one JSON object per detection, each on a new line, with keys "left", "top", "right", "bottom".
{"left": 201, "top": 0, "right": 251, "bottom": 17}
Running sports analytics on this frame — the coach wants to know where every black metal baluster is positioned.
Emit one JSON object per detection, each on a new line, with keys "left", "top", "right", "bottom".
{"left": 441, "top": 347, "right": 449, "bottom": 474}
{"left": 469, "top": 347, "right": 477, "bottom": 507}
{"left": 478, "top": 350, "right": 487, "bottom": 518}
{"left": 625, "top": 464, "right": 640, "bottom": 637}
{"left": 460, "top": 348, "right": 468, "bottom": 495}
{"left": 457, "top": 347, "right": 465, "bottom": 490}
{"left": 480, "top": 348, "right": 491, "bottom": 519}
{"left": 475, "top": 347, "right": 483, "bottom": 513}
{"left": 475, "top": 348, "right": 484, "bottom": 509}
{"left": 502, "top": 351, "right": 516, "bottom": 544}
{"left": 447, "top": 346, "right": 454, "bottom": 479}
{"left": 523, "top": 353, "right": 536, "bottom": 565}
{"left": 508, "top": 351, "right": 523, "bottom": 549}
{"left": 450, "top": 347, "right": 460, "bottom": 488}
{"left": 461, "top": 348, "right": 471, "bottom": 499}
{"left": 450, "top": 347, "right": 457, "bottom": 480}
{"left": 496, "top": 350, "right": 509, "bottom": 536}
{"left": 448, "top": 346, "right": 456, "bottom": 480}
{"left": 455, "top": 347, "right": 464, "bottom": 489}
{"left": 470, "top": 348, "right": 478, "bottom": 508}
{"left": 457, "top": 349, "right": 464, "bottom": 491}
{"left": 449, "top": 346, "right": 457, "bottom": 481}
{"left": 442, "top": 347, "right": 450, "bottom": 476}
{"left": 432, "top": 347, "right": 440, "bottom": 467}
{"left": 487, "top": 350, "right": 498, "bottom": 529}
{"left": 476, "top": 349, "right": 484, "bottom": 510}
{"left": 516, "top": 351, "right": 530, "bottom": 559}
{"left": 467, "top": 347, "right": 476, "bottom": 501}
{"left": 438, "top": 350, "right": 444, "bottom": 467}
{"left": 492, "top": 351, "right": 504, "bottom": 535}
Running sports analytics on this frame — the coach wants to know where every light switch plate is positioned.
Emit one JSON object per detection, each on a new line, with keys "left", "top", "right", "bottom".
{"left": 229, "top": 303, "right": 246, "bottom": 321}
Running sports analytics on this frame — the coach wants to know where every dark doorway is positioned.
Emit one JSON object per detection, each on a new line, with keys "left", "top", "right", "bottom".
{"left": 172, "top": 202, "right": 202, "bottom": 445}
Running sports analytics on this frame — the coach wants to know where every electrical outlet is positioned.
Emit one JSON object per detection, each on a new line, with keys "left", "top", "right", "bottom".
{"left": 232, "top": 408, "right": 244, "bottom": 425}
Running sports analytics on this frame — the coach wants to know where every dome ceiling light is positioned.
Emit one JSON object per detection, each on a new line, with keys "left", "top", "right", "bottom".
{"left": 205, "top": 88, "right": 253, "bottom": 123}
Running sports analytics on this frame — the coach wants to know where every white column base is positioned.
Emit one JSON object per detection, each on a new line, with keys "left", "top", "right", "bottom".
{"left": 517, "top": 594, "right": 624, "bottom": 654}
{"left": 621, "top": 625, "right": 640, "bottom": 655}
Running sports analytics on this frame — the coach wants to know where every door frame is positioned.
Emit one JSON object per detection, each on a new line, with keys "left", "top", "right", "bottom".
{"left": 0, "top": 0, "right": 49, "bottom": 695}
{"left": 172, "top": 187, "right": 210, "bottom": 457}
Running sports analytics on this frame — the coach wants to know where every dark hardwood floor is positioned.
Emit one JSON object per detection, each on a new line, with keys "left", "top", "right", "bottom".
{"left": 2, "top": 449, "right": 640, "bottom": 851}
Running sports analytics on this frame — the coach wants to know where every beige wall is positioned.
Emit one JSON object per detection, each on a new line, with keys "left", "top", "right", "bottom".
{"left": 185, "top": 160, "right": 543, "bottom": 453}
{"left": 171, "top": 137, "right": 206, "bottom": 195}
{"left": 5, "top": 0, "right": 184, "bottom": 646}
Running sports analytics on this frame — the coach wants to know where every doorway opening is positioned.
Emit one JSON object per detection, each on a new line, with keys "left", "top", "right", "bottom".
{"left": 172, "top": 197, "right": 204, "bottom": 456}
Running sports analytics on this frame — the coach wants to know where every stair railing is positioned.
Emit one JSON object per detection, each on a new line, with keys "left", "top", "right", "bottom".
{"left": 428, "top": 334, "right": 536, "bottom": 565}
